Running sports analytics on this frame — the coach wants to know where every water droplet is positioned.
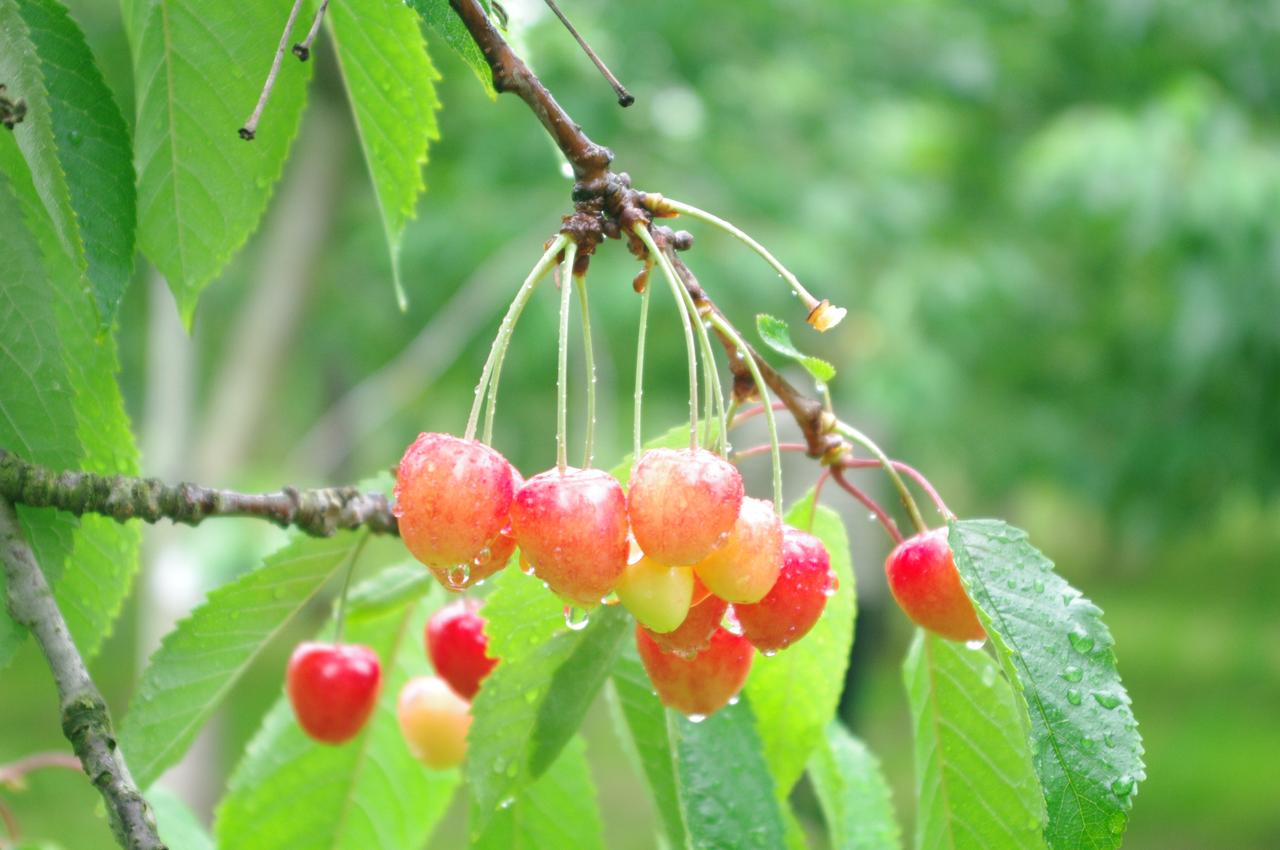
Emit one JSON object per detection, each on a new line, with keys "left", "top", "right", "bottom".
{"left": 473, "top": 546, "right": 492, "bottom": 566}
{"left": 965, "top": 638, "right": 986, "bottom": 651}
{"left": 1061, "top": 665, "right": 1083, "bottom": 683}
{"left": 446, "top": 563, "right": 470, "bottom": 590}
{"left": 1103, "top": 733, "right": 1116, "bottom": 748}
{"left": 1031, "top": 579, "right": 1045, "bottom": 593}
{"left": 687, "top": 713, "right": 707, "bottom": 724}
{"left": 1066, "top": 688, "right": 1083, "bottom": 706}
{"left": 498, "top": 795, "right": 515, "bottom": 809}
{"left": 1107, "top": 812, "right": 1127, "bottom": 835}
{"left": 564, "top": 606, "right": 590, "bottom": 630}
{"left": 980, "top": 666, "right": 997, "bottom": 687}
{"left": 1068, "top": 629, "right": 1095, "bottom": 654}
{"left": 727, "top": 694, "right": 740, "bottom": 706}
{"left": 762, "top": 649, "right": 777, "bottom": 658}
{"left": 1093, "top": 691, "right": 1121, "bottom": 710}
{"left": 559, "top": 161, "right": 574, "bottom": 179}
{"left": 68, "top": 129, "right": 83, "bottom": 146}
{"left": 1110, "top": 775, "right": 1135, "bottom": 798}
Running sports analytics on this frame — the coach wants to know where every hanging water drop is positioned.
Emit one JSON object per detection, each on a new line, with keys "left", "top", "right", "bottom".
{"left": 1110, "top": 776, "right": 1135, "bottom": 798}
{"left": 687, "top": 713, "right": 707, "bottom": 724}
{"left": 564, "top": 606, "right": 590, "bottom": 630}
{"left": 446, "top": 563, "right": 470, "bottom": 590}
{"left": 1061, "top": 665, "right": 1083, "bottom": 683}
{"left": 965, "top": 638, "right": 986, "bottom": 651}
{"left": 1068, "top": 629, "right": 1095, "bottom": 654}
{"left": 727, "top": 694, "right": 740, "bottom": 706}
{"left": 1066, "top": 688, "right": 1083, "bottom": 706}
{"left": 1093, "top": 691, "right": 1122, "bottom": 710}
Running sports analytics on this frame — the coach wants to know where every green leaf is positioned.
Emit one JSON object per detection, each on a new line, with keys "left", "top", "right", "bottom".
{"left": 121, "top": 532, "right": 367, "bottom": 788}
{"left": 345, "top": 561, "right": 434, "bottom": 618}
{"left": 466, "top": 568, "right": 630, "bottom": 830}
{"left": 808, "top": 722, "right": 902, "bottom": 850}
{"left": 405, "top": 0, "right": 496, "bottom": 99}
{"left": 903, "top": 631, "right": 1047, "bottom": 850}
{"left": 215, "top": 592, "right": 457, "bottom": 850}
{"left": 756, "top": 314, "right": 836, "bottom": 384}
{"left": 328, "top": 0, "right": 440, "bottom": 309}
{"left": 608, "top": 646, "right": 689, "bottom": 850}
{"left": 149, "top": 786, "right": 214, "bottom": 850}
{"left": 669, "top": 696, "right": 787, "bottom": 849}
{"left": 12, "top": 0, "right": 136, "bottom": 324}
{"left": 470, "top": 735, "right": 605, "bottom": 849}
{"left": 949, "top": 519, "right": 1145, "bottom": 850}
{"left": 126, "top": 0, "right": 312, "bottom": 325}
{"left": 745, "top": 491, "right": 856, "bottom": 798}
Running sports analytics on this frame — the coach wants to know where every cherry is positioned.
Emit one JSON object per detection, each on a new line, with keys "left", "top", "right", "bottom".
{"left": 885, "top": 527, "right": 984, "bottom": 642}
{"left": 394, "top": 433, "right": 516, "bottom": 578}
{"left": 510, "top": 466, "right": 630, "bottom": 607}
{"left": 426, "top": 599, "right": 498, "bottom": 700}
{"left": 428, "top": 469, "right": 523, "bottom": 590}
{"left": 642, "top": 580, "right": 728, "bottom": 657}
{"left": 397, "top": 676, "right": 471, "bottom": 769}
{"left": 286, "top": 642, "right": 381, "bottom": 745}
{"left": 635, "top": 624, "right": 753, "bottom": 718}
{"left": 616, "top": 552, "right": 694, "bottom": 634}
{"left": 736, "top": 527, "right": 835, "bottom": 652}
{"left": 693, "top": 497, "right": 783, "bottom": 604}
{"left": 627, "top": 447, "right": 744, "bottom": 565}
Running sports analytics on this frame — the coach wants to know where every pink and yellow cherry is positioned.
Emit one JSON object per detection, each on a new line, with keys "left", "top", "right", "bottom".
{"left": 286, "top": 642, "right": 381, "bottom": 745}
{"left": 736, "top": 527, "right": 835, "bottom": 653}
{"left": 616, "top": 552, "right": 694, "bottom": 633}
{"left": 693, "top": 497, "right": 783, "bottom": 604}
{"left": 635, "top": 624, "right": 753, "bottom": 717}
{"left": 627, "top": 448, "right": 744, "bottom": 565}
{"left": 397, "top": 676, "right": 471, "bottom": 769}
{"left": 394, "top": 433, "right": 517, "bottom": 578}
{"left": 426, "top": 600, "right": 498, "bottom": 700}
{"left": 885, "top": 527, "right": 985, "bottom": 642}
{"left": 510, "top": 466, "right": 629, "bottom": 607}
{"left": 641, "top": 578, "right": 727, "bottom": 657}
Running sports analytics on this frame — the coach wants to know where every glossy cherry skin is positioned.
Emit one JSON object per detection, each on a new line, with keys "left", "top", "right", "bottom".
{"left": 397, "top": 676, "right": 471, "bottom": 769}
{"left": 642, "top": 579, "right": 728, "bottom": 658}
{"left": 510, "top": 467, "right": 630, "bottom": 607}
{"left": 627, "top": 448, "right": 744, "bottom": 565}
{"left": 428, "top": 469, "right": 523, "bottom": 590}
{"left": 885, "top": 528, "right": 985, "bottom": 642}
{"left": 736, "top": 527, "right": 835, "bottom": 652}
{"left": 286, "top": 642, "right": 382, "bottom": 745}
{"left": 394, "top": 432, "right": 516, "bottom": 572}
{"left": 426, "top": 599, "right": 498, "bottom": 700}
{"left": 635, "top": 625, "right": 753, "bottom": 717}
{"left": 693, "top": 497, "right": 784, "bottom": 604}
{"left": 616, "top": 554, "right": 694, "bottom": 633}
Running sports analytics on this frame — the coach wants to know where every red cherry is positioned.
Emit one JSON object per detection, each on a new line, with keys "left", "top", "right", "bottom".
{"left": 693, "top": 497, "right": 784, "bottom": 603}
{"left": 510, "top": 467, "right": 630, "bottom": 607}
{"left": 397, "top": 676, "right": 471, "bottom": 769}
{"left": 736, "top": 527, "right": 835, "bottom": 652}
{"left": 627, "top": 448, "right": 744, "bottom": 565}
{"left": 426, "top": 599, "right": 498, "bottom": 700}
{"left": 394, "top": 433, "right": 516, "bottom": 578}
{"left": 635, "top": 624, "right": 753, "bottom": 717}
{"left": 642, "top": 581, "right": 728, "bottom": 658}
{"left": 885, "top": 528, "right": 984, "bottom": 642}
{"left": 286, "top": 642, "right": 382, "bottom": 744}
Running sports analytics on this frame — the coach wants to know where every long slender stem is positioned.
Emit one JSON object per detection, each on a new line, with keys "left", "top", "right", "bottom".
{"left": 240, "top": 0, "right": 306, "bottom": 140}
{"left": 831, "top": 469, "right": 903, "bottom": 544}
{"left": 661, "top": 246, "right": 728, "bottom": 454}
{"left": 574, "top": 272, "right": 596, "bottom": 467}
{"left": 840, "top": 457, "right": 952, "bottom": 519}
{"left": 466, "top": 234, "right": 568, "bottom": 442}
{"left": 634, "top": 225, "right": 698, "bottom": 449}
{"left": 834, "top": 420, "right": 928, "bottom": 533}
{"left": 708, "top": 313, "right": 784, "bottom": 513}
{"left": 541, "top": 0, "right": 633, "bottom": 106}
{"left": 331, "top": 533, "right": 369, "bottom": 644}
{"left": 293, "top": 0, "right": 329, "bottom": 61}
{"left": 633, "top": 281, "right": 652, "bottom": 464}
{"left": 556, "top": 241, "right": 580, "bottom": 471}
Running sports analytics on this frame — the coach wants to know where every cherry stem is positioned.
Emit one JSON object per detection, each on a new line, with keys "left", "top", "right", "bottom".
{"left": 331, "top": 533, "right": 369, "bottom": 644}
{"left": 708, "top": 312, "right": 784, "bottom": 514}
{"left": 295, "top": 0, "right": 328, "bottom": 59}
{"left": 661, "top": 198, "right": 823, "bottom": 315}
{"left": 833, "top": 420, "right": 928, "bottom": 534}
{"left": 808, "top": 468, "right": 831, "bottom": 533}
{"left": 730, "top": 401, "right": 789, "bottom": 429}
{"left": 0, "top": 752, "right": 82, "bottom": 785}
{"left": 466, "top": 234, "right": 568, "bottom": 442}
{"left": 541, "top": 0, "right": 634, "bottom": 106}
{"left": 839, "top": 456, "right": 953, "bottom": 520}
{"left": 660, "top": 244, "right": 727, "bottom": 454}
{"left": 633, "top": 275, "right": 652, "bottom": 464}
{"left": 240, "top": 0, "right": 306, "bottom": 140}
{"left": 734, "top": 441, "right": 807, "bottom": 460}
{"left": 574, "top": 272, "right": 596, "bottom": 468}
{"left": 556, "top": 240, "right": 580, "bottom": 472}
{"left": 831, "top": 468, "right": 903, "bottom": 544}
{"left": 0, "top": 798, "right": 17, "bottom": 842}
{"left": 634, "top": 224, "right": 698, "bottom": 449}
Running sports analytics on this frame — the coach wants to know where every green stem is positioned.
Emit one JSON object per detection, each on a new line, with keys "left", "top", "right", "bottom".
{"left": 466, "top": 234, "right": 569, "bottom": 442}
{"left": 666, "top": 252, "right": 728, "bottom": 455}
{"left": 708, "top": 313, "right": 783, "bottom": 514}
{"left": 634, "top": 224, "right": 698, "bottom": 449}
{"left": 834, "top": 419, "right": 928, "bottom": 534}
{"left": 556, "top": 240, "right": 580, "bottom": 472}
{"left": 332, "top": 533, "right": 369, "bottom": 644}
{"left": 574, "top": 272, "right": 596, "bottom": 468}
{"left": 633, "top": 275, "right": 652, "bottom": 464}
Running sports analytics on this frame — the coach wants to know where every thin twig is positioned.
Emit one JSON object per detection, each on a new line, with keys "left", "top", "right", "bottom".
{"left": 240, "top": 0, "right": 306, "bottom": 140}
{"left": 541, "top": 0, "right": 634, "bottom": 106}
{"left": 831, "top": 468, "right": 902, "bottom": 545}
{"left": 293, "top": 0, "right": 329, "bottom": 61}
{"left": 0, "top": 752, "right": 82, "bottom": 785}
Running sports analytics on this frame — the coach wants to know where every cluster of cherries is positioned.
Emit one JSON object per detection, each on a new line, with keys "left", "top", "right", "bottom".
{"left": 284, "top": 430, "right": 984, "bottom": 763}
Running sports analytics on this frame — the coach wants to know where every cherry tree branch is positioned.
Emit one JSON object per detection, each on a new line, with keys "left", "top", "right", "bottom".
{"left": 0, "top": 498, "right": 165, "bottom": 850}
{"left": 0, "top": 450, "right": 397, "bottom": 538}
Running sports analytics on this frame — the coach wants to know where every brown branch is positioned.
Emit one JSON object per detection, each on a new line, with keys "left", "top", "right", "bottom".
{"left": 0, "top": 450, "right": 398, "bottom": 538}
{"left": 0, "top": 498, "right": 166, "bottom": 850}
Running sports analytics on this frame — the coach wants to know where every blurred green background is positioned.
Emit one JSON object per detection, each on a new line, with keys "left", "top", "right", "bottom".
{"left": 2, "top": 0, "right": 1278, "bottom": 847}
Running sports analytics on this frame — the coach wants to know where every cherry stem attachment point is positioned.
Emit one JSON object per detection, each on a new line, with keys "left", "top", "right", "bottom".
{"left": 831, "top": 468, "right": 903, "bottom": 544}
{"left": 634, "top": 224, "right": 699, "bottom": 450}
{"left": 541, "top": 0, "right": 634, "bottom": 106}
{"left": 240, "top": 0, "right": 306, "bottom": 140}
{"left": 293, "top": 0, "right": 329, "bottom": 61}
{"left": 574, "top": 272, "right": 596, "bottom": 468}
{"left": 331, "top": 533, "right": 369, "bottom": 644}
{"left": 556, "top": 240, "right": 580, "bottom": 472}
{"left": 467, "top": 233, "right": 568, "bottom": 443}
{"left": 834, "top": 420, "right": 928, "bottom": 534}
